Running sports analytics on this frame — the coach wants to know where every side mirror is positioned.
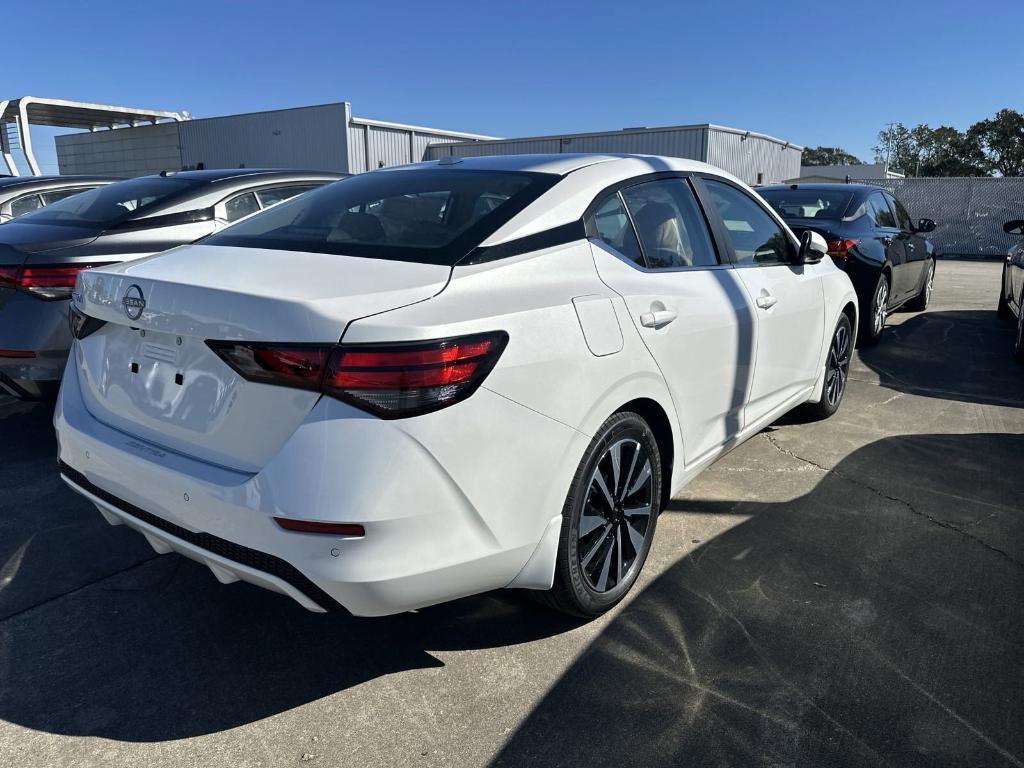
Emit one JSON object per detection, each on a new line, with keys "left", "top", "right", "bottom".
{"left": 1003, "top": 219, "right": 1024, "bottom": 235}
{"left": 797, "top": 230, "right": 828, "bottom": 264}
{"left": 916, "top": 218, "right": 936, "bottom": 233}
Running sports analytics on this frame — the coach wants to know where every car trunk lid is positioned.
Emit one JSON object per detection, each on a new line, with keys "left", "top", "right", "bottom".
{"left": 73, "top": 244, "right": 451, "bottom": 471}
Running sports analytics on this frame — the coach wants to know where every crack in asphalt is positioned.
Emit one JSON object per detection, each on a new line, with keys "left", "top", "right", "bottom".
{"left": 762, "top": 432, "right": 1023, "bottom": 570}
{"left": 0, "top": 553, "right": 163, "bottom": 625}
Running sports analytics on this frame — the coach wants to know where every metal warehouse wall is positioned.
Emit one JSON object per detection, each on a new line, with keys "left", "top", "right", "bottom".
{"left": 706, "top": 128, "right": 801, "bottom": 185}
{"left": 179, "top": 103, "right": 349, "bottom": 172}
{"left": 346, "top": 118, "right": 488, "bottom": 174}
{"left": 855, "top": 176, "right": 1024, "bottom": 258}
{"left": 56, "top": 122, "right": 181, "bottom": 177}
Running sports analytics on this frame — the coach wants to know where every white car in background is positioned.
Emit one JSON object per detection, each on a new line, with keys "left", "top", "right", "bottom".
{"left": 55, "top": 154, "right": 857, "bottom": 618}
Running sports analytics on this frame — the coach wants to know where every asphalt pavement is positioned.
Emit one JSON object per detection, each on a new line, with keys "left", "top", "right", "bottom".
{"left": 0, "top": 260, "right": 1020, "bottom": 767}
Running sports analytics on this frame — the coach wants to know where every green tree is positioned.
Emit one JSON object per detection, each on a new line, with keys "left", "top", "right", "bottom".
{"left": 802, "top": 146, "right": 863, "bottom": 166}
{"left": 873, "top": 123, "right": 923, "bottom": 175}
{"left": 968, "top": 109, "right": 1024, "bottom": 176}
{"left": 916, "top": 125, "right": 990, "bottom": 177}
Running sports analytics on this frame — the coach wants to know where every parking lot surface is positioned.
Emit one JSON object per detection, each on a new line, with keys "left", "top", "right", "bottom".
{"left": 0, "top": 260, "right": 1020, "bottom": 768}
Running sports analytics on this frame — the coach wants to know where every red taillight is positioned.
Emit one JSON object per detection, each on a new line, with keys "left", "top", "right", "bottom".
{"left": 0, "top": 349, "right": 35, "bottom": 358}
{"left": 273, "top": 517, "right": 365, "bottom": 536}
{"left": 826, "top": 239, "right": 858, "bottom": 260}
{"left": 207, "top": 331, "right": 508, "bottom": 418}
{"left": 0, "top": 263, "right": 108, "bottom": 300}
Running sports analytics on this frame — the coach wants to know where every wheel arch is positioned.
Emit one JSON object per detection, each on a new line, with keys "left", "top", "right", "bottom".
{"left": 615, "top": 397, "right": 674, "bottom": 512}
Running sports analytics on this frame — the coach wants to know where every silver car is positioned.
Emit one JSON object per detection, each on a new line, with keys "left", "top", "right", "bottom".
{"left": 0, "top": 175, "right": 118, "bottom": 222}
{"left": 0, "top": 168, "right": 344, "bottom": 398}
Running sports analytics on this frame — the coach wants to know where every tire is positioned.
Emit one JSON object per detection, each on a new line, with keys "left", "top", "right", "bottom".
{"left": 998, "top": 267, "right": 1012, "bottom": 320}
{"left": 801, "top": 313, "right": 853, "bottom": 421}
{"left": 1014, "top": 309, "right": 1024, "bottom": 364}
{"left": 538, "top": 411, "right": 662, "bottom": 619}
{"left": 905, "top": 259, "right": 935, "bottom": 312}
{"left": 859, "top": 272, "right": 889, "bottom": 347}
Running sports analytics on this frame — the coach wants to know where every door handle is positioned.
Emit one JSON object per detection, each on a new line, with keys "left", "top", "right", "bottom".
{"left": 756, "top": 293, "right": 778, "bottom": 310}
{"left": 640, "top": 309, "right": 677, "bottom": 328}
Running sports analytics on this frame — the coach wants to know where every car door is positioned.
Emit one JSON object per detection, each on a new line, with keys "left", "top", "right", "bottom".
{"left": 699, "top": 177, "right": 826, "bottom": 426}
{"left": 867, "top": 191, "right": 909, "bottom": 301}
{"left": 886, "top": 191, "right": 928, "bottom": 296}
{"left": 587, "top": 176, "right": 757, "bottom": 466}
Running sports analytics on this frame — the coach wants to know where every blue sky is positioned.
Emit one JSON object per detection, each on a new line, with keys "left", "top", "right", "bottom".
{"left": 8, "top": 0, "right": 1022, "bottom": 173}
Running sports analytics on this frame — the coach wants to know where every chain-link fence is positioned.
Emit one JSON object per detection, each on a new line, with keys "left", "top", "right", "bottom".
{"left": 854, "top": 177, "right": 1024, "bottom": 258}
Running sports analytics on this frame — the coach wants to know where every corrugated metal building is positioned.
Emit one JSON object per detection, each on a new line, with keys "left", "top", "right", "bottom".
{"left": 425, "top": 124, "right": 803, "bottom": 186}
{"left": 56, "top": 102, "right": 497, "bottom": 177}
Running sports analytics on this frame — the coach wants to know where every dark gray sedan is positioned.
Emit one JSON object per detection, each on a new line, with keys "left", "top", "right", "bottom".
{"left": 0, "top": 168, "right": 343, "bottom": 398}
{"left": 0, "top": 175, "right": 117, "bottom": 223}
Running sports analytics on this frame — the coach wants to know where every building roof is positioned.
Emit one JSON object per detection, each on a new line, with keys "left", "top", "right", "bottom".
{"left": 0, "top": 96, "right": 182, "bottom": 129}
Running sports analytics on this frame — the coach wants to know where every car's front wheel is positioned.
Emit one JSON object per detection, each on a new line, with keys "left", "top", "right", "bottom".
{"left": 860, "top": 272, "right": 889, "bottom": 346}
{"left": 539, "top": 411, "right": 662, "bottom": 618}
{"left": 905, "top": 259, "right": 935, "bottom": 311}
{"left": 998, "top": 266, "right": 1012, "bottom": 320}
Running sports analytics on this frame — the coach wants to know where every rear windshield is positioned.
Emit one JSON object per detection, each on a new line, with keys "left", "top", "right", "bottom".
{"left": 14, "top": 176, "right": 198, "bottom": 228}
{"left": 757, "top": 188, "right": 854, "bottom": 221}
{"left": 204, "top": 169, "right": 558, "bottom": 265}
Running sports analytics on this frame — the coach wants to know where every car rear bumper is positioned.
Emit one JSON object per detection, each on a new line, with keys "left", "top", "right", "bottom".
{"left": 54, "top": 351, "right": 587, "bottom": 616}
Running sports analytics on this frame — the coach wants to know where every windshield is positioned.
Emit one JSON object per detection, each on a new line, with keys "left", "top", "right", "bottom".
{"left": 758, "top": 189, "right": 854, "bottom": 221}
{"left": 14, "top": 176, "right": 198, "bottom": 228}
{"left": 205, "top": 169, "right": 558, "bottom": 265}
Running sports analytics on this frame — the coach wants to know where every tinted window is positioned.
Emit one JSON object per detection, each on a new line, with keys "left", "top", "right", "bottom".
{"left": 41, "top": 187, "right": 96, "bottom": 205}
{"left": 757, "top": 188, "right": 854, "bottom": 220}
{"left": 14, "top": 176, "right": 196, "bottom": 227}
{"left": 256, "top": 186, "right": 315, "bottom": 208}
{"left": 703, "top": 179, "right": 791, "bottom": 265}
{"left": 591, "top": 192, "right": 643, "bottom": 267}
{"left": 868, "top": 193, "right": 897, "bottom": 228}
{"left": 206, "top": 169, "right": 557, "bottom": 265}
{"left": 620, "top": 179, "right": 716, "bottom": 268}
{"left": 224, "top": 192, "right": 261, "bottom": 222}
{"left": 10, "top": 194, "right": 42, "bottom": 218}
{"left": 887, "top": 193, "right": 913, "bottom": 230}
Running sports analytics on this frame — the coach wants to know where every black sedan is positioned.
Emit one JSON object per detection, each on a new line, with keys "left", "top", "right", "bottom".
{"left": 758, "top": 183, "right": 936, "bottom": 345}
{"left": 0, "top": 174, "right": 117, "bottom": 222}
{"left": 997, "top": 219, "right": 1024, "bottom": 361}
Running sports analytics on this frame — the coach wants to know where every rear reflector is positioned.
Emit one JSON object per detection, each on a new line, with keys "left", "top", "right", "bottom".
{"left": 826, "top": 239, "right": 858, "bottom": 260}
{"left": 0, "top": 263, "right": 112, "bottom": 300}
{"left": 0, "top": 349, "right": 35, "bottom": 358}
{"left": 273, "top": 517, "right": 365, "bottom": 536}
{"left": 207, "top": 331, "right": 508, "bottom": 418}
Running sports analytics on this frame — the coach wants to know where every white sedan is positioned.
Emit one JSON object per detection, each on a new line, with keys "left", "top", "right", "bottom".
{"left": 55, "top": 154, "right": 857, "bottom": 618}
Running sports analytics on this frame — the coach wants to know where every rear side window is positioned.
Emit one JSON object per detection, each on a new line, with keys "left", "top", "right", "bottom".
{"left": 703, "top": 179, "right": 791, "bottom": 265}
{"left": 10, "top": 194, "right": 43, "bottom": 218}
{"left": 590, "top": 193, "right": 644, "bottom": 267}
{"left": 620, "top": 179, "right": 717, "bottom": 268}
{"left": 223, "top": 192, "right": 261, "bottom": 222}
{"left": 206, "top": 169, "right": 558, "bottom": 265}
{"left": 868, "top": 193, "right": 897, "bottom": 228}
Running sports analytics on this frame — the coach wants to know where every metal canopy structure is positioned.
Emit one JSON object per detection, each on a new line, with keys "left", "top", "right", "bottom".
{"left": 0, "top": 96, "right": 182, "bottom": 176}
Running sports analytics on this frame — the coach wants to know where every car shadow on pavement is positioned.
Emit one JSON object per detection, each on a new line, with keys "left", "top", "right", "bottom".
{"left": 491, "top": 431, "right": 1024, "bottom": 768}
{"left": 858, "top": 309, "right": 1021, "bottom": 408}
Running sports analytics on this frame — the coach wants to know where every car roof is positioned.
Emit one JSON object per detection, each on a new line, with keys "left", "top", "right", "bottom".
{"left": 152, "top": 168, "right": 345, "bottom": 183}
{"left": 758, "top": 182, "right": 878, "bottom": 193}
{"left": 0, "top": 174, "right": 118, "bottom": 190}
{"left": 385, "top": 153, "right": 721, "bottom": 177}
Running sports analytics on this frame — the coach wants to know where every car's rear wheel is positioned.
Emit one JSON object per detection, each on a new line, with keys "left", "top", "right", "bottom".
{"left": 800, "top": 313, "right": 853, "bottom": 421}
{"left": 859, "top": 272, "right": 889, "bottom": 346}
{"left": 905, "top": 259, "right": 935, "bottom": 311}
{"left": 539, "top": 411, "right": 662, "bottom": 618}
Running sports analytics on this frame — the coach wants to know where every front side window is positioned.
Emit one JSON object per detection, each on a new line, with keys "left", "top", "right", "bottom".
{"left": 256, "top": 186, "right": 315, "bottom": 208}
{"left": 868, "top": 193, "right": 897, "bottom": 228}
{"left": 887, "top": 193, "right": 913, "bottom": 231}
{"left": 590, "top": 192, "right": 643, "bottom": 267}
{"left": 10, "top": 194, "right": 43, "bottom": 218}
{"left": 620, "top": 179, "right": 717, "bottom": 269}
{"left": 14, "top": 176, "right": 197, "bottom": 228}
{"left": 223, "top": 192, "right": 261, "bottom": 223}
{"left": 703, "top": 179, "right": 791, "bottom": 265}
{"left": 206, "top": 169, "right": 557, "bottom": 265}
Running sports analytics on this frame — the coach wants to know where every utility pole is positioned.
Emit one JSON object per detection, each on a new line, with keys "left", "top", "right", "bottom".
{"left": 883, "top": 122, "right": 897, "bottom": 174}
